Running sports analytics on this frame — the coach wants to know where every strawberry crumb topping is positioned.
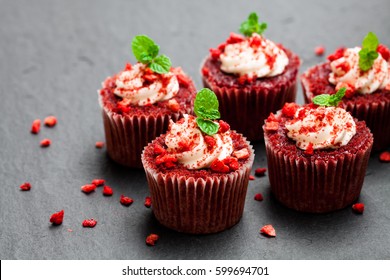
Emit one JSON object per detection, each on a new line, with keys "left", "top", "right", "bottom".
{"left": 50, "top": 210, "right": 64, "bottom": 225}
{"left": 120, "top": 195, "right": 134, "bottom": 206}
{"left": 255, "top": 168, "right": 267, "bottom": 177}
{"left": 82, "top": 219, "right": 97, "bottom": 228}
{"left": 19, "top": 182, "right": 31, "bottom": 191}
{"left": 146, "top": 233, "right": 159, "bottom": 246}
{"left": 81, "top": 184, "right": 96, "bottom": 194}
{"left": 260, "top": 224, "right": 276, "bottom": 237}
{"left": 352, "top": 203, "right": 365, "bottom": 214}
{"left": 254, "top": 193, "right": 263, "bottom": 201}
{"left": 379, "top": 151, "right": 390, "bottom": 162}
{"left": 44, "top": 116, "right": 57, "bottom": 127}
{"left": 40, "top": 139, "right": 51, "bottom": 147}
{"left": 102, "top": 185, "right": 113, "bottom": 196}
{"left": 144, "top": 196, "right": 152, "bottom": 208}
{"left": 31, "top": 119, "right": 41, "bottom": 134}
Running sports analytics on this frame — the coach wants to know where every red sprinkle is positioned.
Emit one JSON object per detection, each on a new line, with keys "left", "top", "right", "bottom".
{"left": 314, "top": 46, "right": 325, "bottom": 56}
{"left": 20, "top": 182, "right": 31, "bottom": 191}
{"left": 254, "top": 193, "right": 264, "bottom": 201}
{"left": 249, "top": 175, "right": 255, "bottom": 180}
{"left": 218, "top": 120, "right": 230, "bottom": 133}
{"left": 260, "top": 224, "right": 276, "bottom": 237}
{"left": 44, "top": 116, "right": 57, "bottom": 127}
{"left": 144, "top": 196, "right": 152, "bottom": 208}
{"left": 31, "top": 119, "right": 41, "bottom": 134}
{"left": 304, "top": 143, "right": 314, "bottom": 156}
{"left": 82, "top": 219, "right": 97, "bottom": 228}
{"left": 95, "top": 141, "right": 105, "bottom": 149}
{"left": 81, "top": 184, "right": 96, "bottom": 194}
{"left": 120, "top": 194, "right": 134, "bottom": 206}
{"left": 50, "top": 210, "right": 64, "bottom": 225}
{"left": 379, "top": 151, "right": 390, "bottom": 162}
{"left": 102, "top": 185, "right": 113, "bottom": 196}
{"left": 168, "top": 99, "right": 180, "bottom": 112}
{"left": 91, "top": 179, "right": 105, "bottom": 186}
{"left": 255, "top": 168, "right": 267, "bottom": 177}
{"left": 146, "top": 233, "right": 159, "bottom": 246}
{"left": 352, "top": 203, "right": 365, "bottom": 214}
{"left": 40, "top": 138, "right": 51, "bottom": 147}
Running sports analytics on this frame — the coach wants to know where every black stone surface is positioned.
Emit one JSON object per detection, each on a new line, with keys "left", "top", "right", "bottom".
{"left": 1, "top": 0, "right": 389, "bottom": 260}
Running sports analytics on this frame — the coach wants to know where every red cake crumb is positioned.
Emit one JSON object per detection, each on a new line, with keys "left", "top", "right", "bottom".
{"left": 327, "top": 47, "right": 345, "bottom": 62}
{"left": 304, "top": 143, "right": 314, "bottom": 156}
{"left": 226, "top": 32, "right": 245, "bottom": 44}
{"left": 81, "top": 184, "right": 96, "bottom": 194}
{"left": 44, "top": 116, "right": 57, "bottom": 127}
{"left": 155, "top": 154, "right": 177, "bottom": 168}
{"left": 315, "top": 46, "right": 325, "bottom": 56}
{"left": 176, "top": 73, "right": 191, "bottom": 87}
{"left": 50, "top": 210, "right": 64, "bottom": 225}
{"left": 249, "top": 175, "right": 255, "bottom": 180}
{"left": 102, "top": 185, "right": 113, "bottom": 196}
{"left": 201, "top": 67, "right": 209, "bottom": 77}
{"left": 82, "top": 219, "right": 97, "bottom": 228}
{"left": 210, "top": 159, "right": 230, "bottom": 173}
{"left": 223, "top": 157, "right": 239, "bottom": 171}
{"left": 144, "top": 196, "right": 152, "bottom": 208}
{"left": 233, "top": 148, "right": 249, "bottom": 160}
{"left": 40, "top": 138, "right": 51, "bottom": 147}
{"left": 120, "top": 195, "right": 133, "bottom": 206}
{"left": 352, "top": 203, "right": 365, "bottom": 214}
{"left": 19, "top": 182, "right": 31, "bottom": 191}
{"left": 204, "top": 136, "right": 216, "bottom": 149}
{"left": 377, "top": 44, "right": 390, "bottom": 61}
{"left": 167, "top": 99, "right": 180, "bottom": 112}
{"left": 218, "top": 120, "right": 230, "bottom": 133}
{"left": 95, "top": 141, "right": 105, "bottom": 149}
{"left": 255, "top": 168, "right": 267, "bottom": 177}
{"left": 91, "top": 179, "right": 105, "bottom": 186}
{"left": 146, "top": 234, "right": 159, "bottom": 246}
{"left": 254, "top": 193, "right": 263, "bottom": 201}
{"left": 260, "top": 224, "right": 276, "bottom": 237}
{"left": 209, "top": 48, "right": 221, "bottom": 60}
{"left": 154, "top": 143, "right": 167, "bottom": 155}
{"left": 379, "top": 151, "right": 390, "bottom": 162}
{"left": 31, "top": 119, "right": 41, "bottom": 134}
{"left": 282, "top": 102, "right": 299, "bottom": 117}
{"left": 264, "top": 121, "right": 279, "bottom": 132}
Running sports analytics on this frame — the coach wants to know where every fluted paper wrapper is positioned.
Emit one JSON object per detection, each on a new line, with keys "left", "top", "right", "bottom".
{"left": 203, "top": 78, "right": 297, "bottom": 142}
{"left": 264, "top": 135, "right": 373, "bottom": 213}
{"left": 142, "top": 136, "right": 254, "bottom": 234}
{"left": 301, "top": 72, "right": 390, "bottom": 151}
{"left": 99, "top": 97, "right": 184, "bottom": 168}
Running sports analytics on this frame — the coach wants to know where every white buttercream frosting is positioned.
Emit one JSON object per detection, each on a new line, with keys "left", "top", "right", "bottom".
{"left": 220, "top": 33, "right": 288, "bottom": 77}
{"left": 329, "top": 47, "right": 390, "bottom": 94}
{"left": 114, "top": 63, "right": 179, "bottom": 106}
{"left": 164, "top": 114, "right": 233, "bottom": 169}
{"left": 285, "top": 106, "right": 356, "bottom": 150}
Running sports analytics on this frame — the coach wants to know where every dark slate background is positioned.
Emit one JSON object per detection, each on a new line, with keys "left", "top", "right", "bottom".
{"left": 1, "top": 0, "right": 389, "bottom": 260}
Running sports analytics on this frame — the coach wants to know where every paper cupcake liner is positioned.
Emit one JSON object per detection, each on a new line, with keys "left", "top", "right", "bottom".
{"left": 301, "top": 70, "right": 390, "bottom": 151}
{"left": 203, "top": 77, "right": 297, "bottom": 142}
{"left": 264, "top": 136, "right": 373, "bottom": 213}
{"left": 141, "top": 136, "right": 254, "bottom": 234}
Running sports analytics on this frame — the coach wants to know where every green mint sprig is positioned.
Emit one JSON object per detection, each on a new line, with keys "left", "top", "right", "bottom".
{"left": 194, "top": 89, "right": 221, "bottom": 135}
{"left": 312, "top": 87, "right": 346, "bottom": 107}
{"left": 359, "top": 32, "right": 379, "bottom": 71}
{"left": 239, "top": 12, "right": 267, "bottom": 37}
{"left": 131, "top": 35, "right": 171, "bottom": 74}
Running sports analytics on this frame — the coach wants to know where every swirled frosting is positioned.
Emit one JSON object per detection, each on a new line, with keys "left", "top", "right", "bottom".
{"left": 114, "top": 63, "right": 179, "bottom": 106}
{"left": 164, "top": 114, "right": 233, "bottom": 169}
{"left": 329, "top": 47, "right": 390, "bottom": 94}
{"left": 220, "top": 33, "right": 288, "bottom": 77}
{"left": 285, "top": 106, "right": 356, "bottom": 150}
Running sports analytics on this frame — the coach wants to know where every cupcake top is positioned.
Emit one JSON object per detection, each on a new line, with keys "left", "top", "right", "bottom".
{"left": 265, "top": 88, "right": 357, "bottom": 153}
{"left": 151, "top": 89, "right": 251, "bottom": 172}
{"left": 328, "top": 32, "right": 390, "bottom": 96}
{"left": 209, "top": 12, "right": 288, "bottom": 79}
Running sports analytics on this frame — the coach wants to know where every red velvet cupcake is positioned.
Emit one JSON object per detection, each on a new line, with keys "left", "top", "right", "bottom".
{"left": 263, "top": 89, "right": 373, "bottom": 213}
{"left": 301, "top": 32, "right": 390, "bottom": 151}
{"left": 99, "top": 35, "right": 196, "bottom": 167}
{"left": 201, "top": 12, "right": 300, "bottom": 141}
{"left": 141, "top": 89, "right": 254, "bottom": 234}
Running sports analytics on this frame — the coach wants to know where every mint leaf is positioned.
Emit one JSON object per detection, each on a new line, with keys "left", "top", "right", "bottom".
{"left": 196, "top": 118, "right": 219, "bottom": 136}
{"left": 131, "top": 35, "right": 159, "bottom": 63}
{"left": 239, "top": 12, "right": 267, "bottom": 37}
{"left": 313, "top": 87, "right": 346, "bottom": 107}
{"left": 194, "top": 88, "right": 220, "bottom": 119}
{"left": 150, "top": 55, "right": 171, "bottom": 74}
{"left": 359, "top": 32, "right": 380, "bottom": 71}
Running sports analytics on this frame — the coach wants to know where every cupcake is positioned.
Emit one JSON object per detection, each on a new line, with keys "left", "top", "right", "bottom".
{"left": 201, "top": 12, "right": 300, "bottom": 141}
{"left": 301, "top": 32, "right": 390, "bottom": 151}
{"left": 263, "top": 88, "right": 373, "bottom": 213}
{"left": 99, "top": 35, "right": 196, "bottom": 167}
{"left": 141, "top": 89, "right": 254, "bottom": 234}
